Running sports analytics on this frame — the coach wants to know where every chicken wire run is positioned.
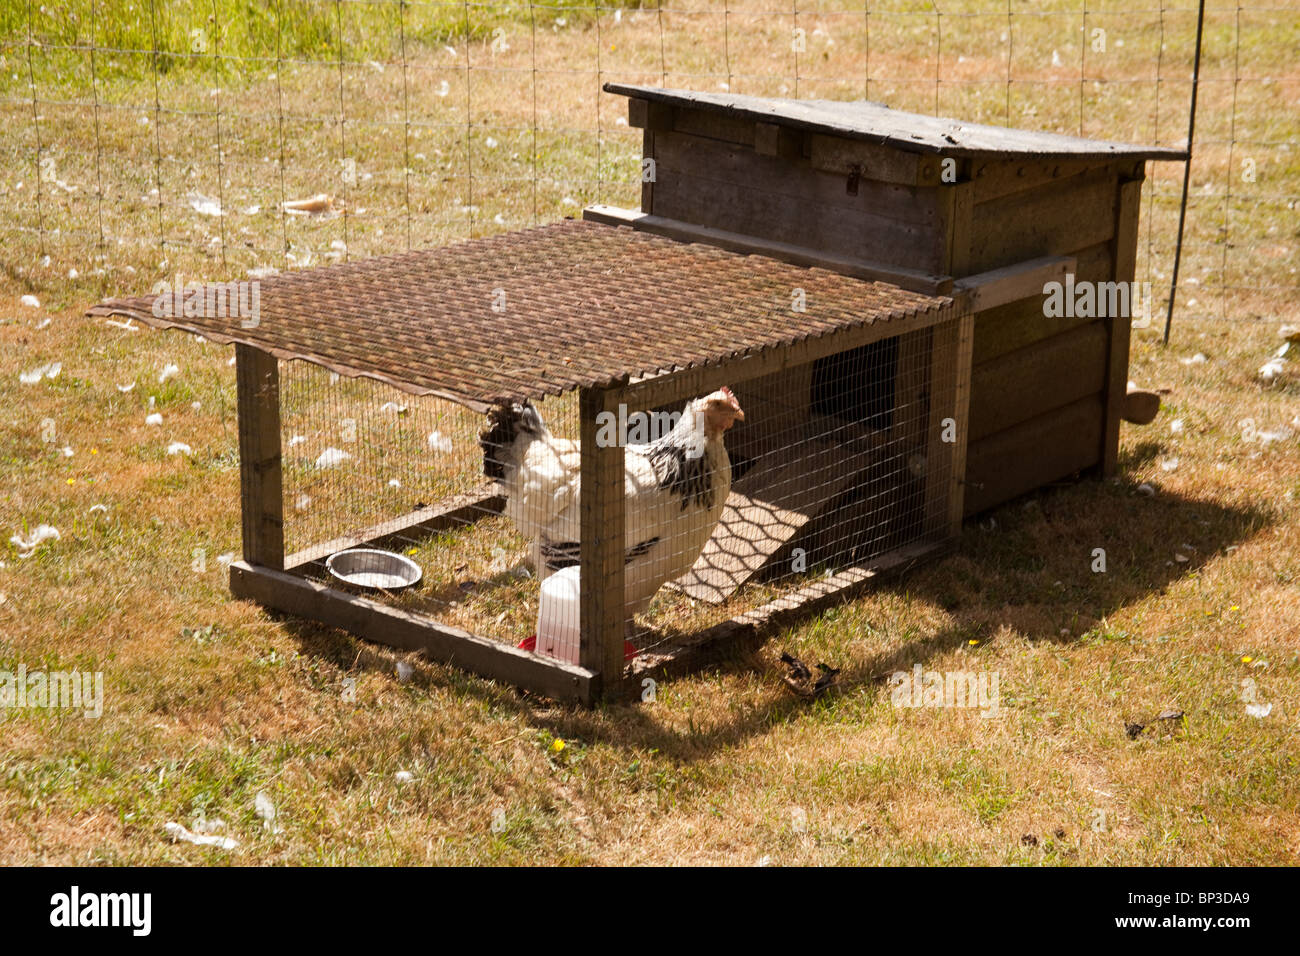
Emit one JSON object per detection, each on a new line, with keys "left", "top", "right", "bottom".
{"left": 89, "top": 218, "right": 969, "bottom": 703}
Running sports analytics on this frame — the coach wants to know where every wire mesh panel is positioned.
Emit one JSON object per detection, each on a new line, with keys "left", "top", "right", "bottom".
{"left": 277, "top": 361, "right": 496, "bottom": 555}
{"left": 277, "top": 357, "right": 580, "bottom": 647}
{"left": 273, "top": 309, "right": 964, "bottom": 687}
{"left": 610, "top": 321, "right": 963, "bottom": 661}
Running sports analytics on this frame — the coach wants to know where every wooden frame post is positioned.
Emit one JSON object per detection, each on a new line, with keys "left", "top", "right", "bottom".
{"left": 941, "top": 179, "right": 975, "bottom": 278}
{"left": 578, "top": 387, "right": 626, "bottom": 693}
{"left": 235, "top": 344, "right": 284, "bottom": 570}
{"left": 1101, "top": 169, "right": 1145, "bottom": 475}
{"left": 923, "top": 312, "right": 975, "bottom": 539}
{"left": 925, "top": 175, "right": 976, "bottom": 536}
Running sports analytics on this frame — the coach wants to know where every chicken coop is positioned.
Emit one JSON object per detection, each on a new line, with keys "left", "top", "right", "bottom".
{"left": 596, "top": 84, "right": 1185, "bottom": 512}
{"left": 91, "top": 220, "right": 970, "bottom": 703}
{"left": 89, "top": 86, "right": 1181, "bottom": 705}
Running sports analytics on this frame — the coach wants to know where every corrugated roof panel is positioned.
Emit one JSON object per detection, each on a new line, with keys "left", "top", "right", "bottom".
{"left": 87, "top": 219, "right": 955, "bottom": 409}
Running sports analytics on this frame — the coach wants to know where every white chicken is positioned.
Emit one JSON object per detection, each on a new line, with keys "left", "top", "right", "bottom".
{"left": 480, "top": 388, "right": 744, "bottom": 621}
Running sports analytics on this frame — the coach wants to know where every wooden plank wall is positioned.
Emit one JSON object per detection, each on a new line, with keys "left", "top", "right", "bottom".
{"left": 644, "top": 113, "right": 951, "bottom": 277}
{"left": 957, "top": 160, "right": 1141, "bottom": 512}
{"left": 963, "top": 395, "right": 1106, "bottom": 514}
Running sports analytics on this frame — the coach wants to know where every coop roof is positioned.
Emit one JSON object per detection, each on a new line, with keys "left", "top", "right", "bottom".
{"left": 87, "top": 219, "right": 954, "bottom": 410}
{"left": 606, "top": 83, "right": 1188, "bottom": 161}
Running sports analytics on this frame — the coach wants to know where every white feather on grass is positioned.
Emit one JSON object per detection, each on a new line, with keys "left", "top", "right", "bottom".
{"left": 19, "top": 362, "right": 60, "bottom": 384}
{"left": 314, "top": 447, "right": 350, "bottom": 469}
{"left": 187, "top": 192, "right": 223, "bottom": 217}
{"left": 254, "top": 791, "right": 281, "bottom": 833}
{"left": 10, "top": 524, "right": 60, "bottom": 558}
{"left": 164, "top": 821, "right": 238, "bottom": 850}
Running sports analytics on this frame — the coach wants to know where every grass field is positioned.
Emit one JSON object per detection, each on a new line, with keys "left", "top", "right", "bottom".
{"left": 1, "top": 1, "right": 1298, "bottom": 864}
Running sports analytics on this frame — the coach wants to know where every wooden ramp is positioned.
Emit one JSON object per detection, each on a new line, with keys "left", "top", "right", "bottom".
{"left": 671, "top": 431, "right": 867, "bottom": 603}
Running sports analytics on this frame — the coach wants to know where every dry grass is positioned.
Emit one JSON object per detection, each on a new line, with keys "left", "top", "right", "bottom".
{"left": 2, "top": 287, "right": 1297, "bottom": 866}
{"left": 1, "top": 3, "right": 1298, "bottom": 865}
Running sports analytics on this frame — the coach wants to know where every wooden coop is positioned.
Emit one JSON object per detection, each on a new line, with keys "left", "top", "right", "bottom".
{"left": 595, "top": 84, "right": 1185, "bottom": 513}
{"left": 88, "top": 87, "right": 1182, "bottom": 705}
{"left": 90, "top": 221, "right": 970, "bottom": 704}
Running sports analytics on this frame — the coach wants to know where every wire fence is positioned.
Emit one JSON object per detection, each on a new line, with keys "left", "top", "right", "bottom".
{"left": 0, "top": 1, "right": 1295, "bottom": 326}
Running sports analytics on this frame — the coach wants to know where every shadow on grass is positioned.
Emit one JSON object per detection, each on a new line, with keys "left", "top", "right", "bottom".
{"left": 533, "top": 475, "right": 1276, "bottom": 760}
{"left": 1117, "top": 440, "right": 1164, "bottom": 472}
{"left": 271, "top": 473, "right": 1277, "bottom": 764}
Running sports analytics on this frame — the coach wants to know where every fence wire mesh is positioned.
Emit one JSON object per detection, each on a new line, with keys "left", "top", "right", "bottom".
{"left": 2, "top": 1, "right": 1296, "bottom": 324}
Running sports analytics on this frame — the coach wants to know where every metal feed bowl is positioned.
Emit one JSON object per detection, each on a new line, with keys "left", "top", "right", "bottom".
{"left": 325, "top": 548, "right": 422, "bottom": 592}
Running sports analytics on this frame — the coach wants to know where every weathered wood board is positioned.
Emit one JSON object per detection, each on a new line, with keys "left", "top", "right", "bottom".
{"left": 583, "top": 204, "right": 950, "bottom": 295}
{"left": 648, "top": 131, "right": 947, "bottom": 272}
{"left": 963, "top": 394, "right": 1105, "bottom": 514}
{"left": 655, "top": 129, "right": 942, "bottom": 225}
{"left": 235, "top": 345, "right": 284, "bottom": 571}
{"left": 967, "top": 166, "right": 1120, "bottom": 272}
{"left": 579, "top": 388, "right": 627, "bottom": 679}
{"left": 1102, "top": 174, "right": 1146, "bottom": 475}
{"left": 968, "top": 240, "right": 1112, "bottom": 367}
{"left": 968, "top": 321, "right": 1108, "bottom": 442}
{"left": 612, "top": 84, "right": 1186, "bottom": 161}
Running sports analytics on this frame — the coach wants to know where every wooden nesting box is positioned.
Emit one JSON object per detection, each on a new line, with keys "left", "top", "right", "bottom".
{"left": 593, "top": 84, "right": 1186, "bottom": 514}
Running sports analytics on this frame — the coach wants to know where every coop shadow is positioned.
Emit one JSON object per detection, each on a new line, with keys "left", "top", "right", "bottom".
{"left": 525, "top": 475, "right": 1275, "bottom": 764}
{"left": 262, "top": 476, "right": 1273, "bottom": 766}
